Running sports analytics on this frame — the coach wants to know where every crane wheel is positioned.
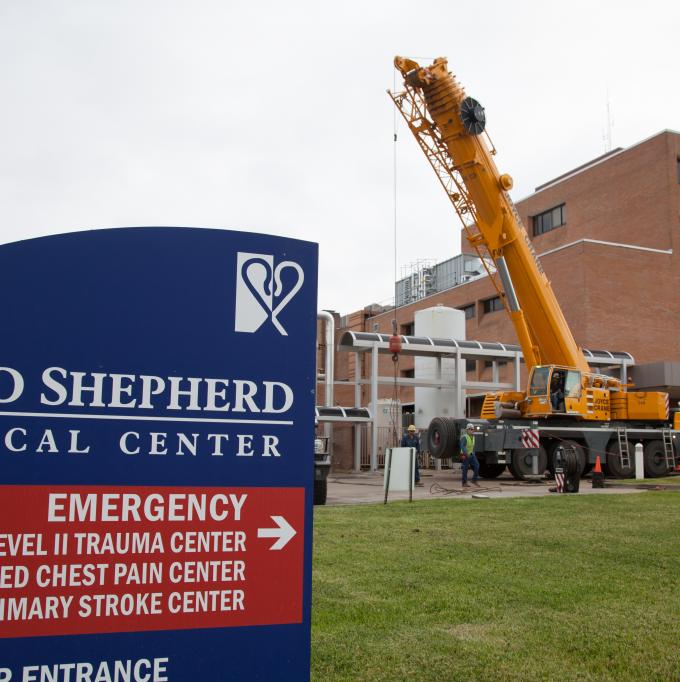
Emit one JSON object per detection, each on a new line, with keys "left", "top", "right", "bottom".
{"left": 426, "top": 417, "right": 458, "bottom": 459}
{"left": 643, "top": 440, "right": 668, "bottom": 478}
{"left": 508, "top": 444, "right": 548, "bottom": 480}
{"left": 604, "top": 440, "right": 634, "bottom": 478}
{"left": 478, "top": 462, "right": 506, "bottom": 479}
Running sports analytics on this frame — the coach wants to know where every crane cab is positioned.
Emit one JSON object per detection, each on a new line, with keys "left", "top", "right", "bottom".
{"left": 525, "top": 365, "right": 584, "bottom": 417}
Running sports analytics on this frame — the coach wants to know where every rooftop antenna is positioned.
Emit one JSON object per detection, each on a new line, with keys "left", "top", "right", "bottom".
{"left": 603, "top": 86, "right": 614, "bottom": 153}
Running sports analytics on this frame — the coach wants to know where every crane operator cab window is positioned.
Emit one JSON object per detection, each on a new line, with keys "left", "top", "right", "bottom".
{"left": 529, "top": 366, "right": 551, "bottom": 397}
{"left": 528, "top": 366, "right": 582, "bottom": 415}
{"left": 550, "top": 370, "right": 565, "bottom": 412}
{"left": 548, "top": 369, "right": 581, "bottom": 413}
{"left": 563, "top": 371, "right": 581, "bottom": 399}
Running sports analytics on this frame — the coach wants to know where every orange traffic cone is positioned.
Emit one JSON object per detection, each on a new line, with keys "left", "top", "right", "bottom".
{"left": 592, "top": 455, "right": 604, "bottom": 488}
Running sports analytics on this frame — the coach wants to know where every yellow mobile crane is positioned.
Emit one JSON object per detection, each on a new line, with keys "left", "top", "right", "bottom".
{"left": 390, "top": 57, "right": 676, "bottom": 478}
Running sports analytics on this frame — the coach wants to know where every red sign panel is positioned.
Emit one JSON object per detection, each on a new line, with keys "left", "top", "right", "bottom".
{"left": 0, "top": 485, "right": 304, "bottom": 638}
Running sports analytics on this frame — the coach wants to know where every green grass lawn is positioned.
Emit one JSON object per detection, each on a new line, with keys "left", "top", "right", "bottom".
{"left": 312, "top": 493, "right": 680, "bottom": 681}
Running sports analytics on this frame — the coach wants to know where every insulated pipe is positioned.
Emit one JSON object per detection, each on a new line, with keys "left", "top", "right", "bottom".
{"left": 371, "top": 345, "right": 379, "bottom": 471}
{"left": 317, "top": 311, "right": 335, "bottom": 408}
{"left": 354, "top": 352, "right": 362, "bottom": 472}
{"left": 317, "top": 311, "right": 335, "bottom": 462}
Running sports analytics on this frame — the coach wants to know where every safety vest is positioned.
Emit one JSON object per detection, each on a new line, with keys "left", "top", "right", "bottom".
{"left": 461, "top": 433, "right": 474, "bottom": 455}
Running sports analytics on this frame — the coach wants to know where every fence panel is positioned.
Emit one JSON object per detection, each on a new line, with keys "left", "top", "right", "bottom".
{"left": 359, "top": 426, "right": 457, "bottom": 470}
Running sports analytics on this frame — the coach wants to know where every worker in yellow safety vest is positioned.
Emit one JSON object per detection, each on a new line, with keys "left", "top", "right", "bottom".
{"left": 459, "top": 424, "right": 480, "bottom": 487}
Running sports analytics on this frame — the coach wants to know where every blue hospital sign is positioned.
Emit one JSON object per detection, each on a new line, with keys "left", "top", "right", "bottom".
{"left": 0, "top": 227, "right": 318, "bottom": 680}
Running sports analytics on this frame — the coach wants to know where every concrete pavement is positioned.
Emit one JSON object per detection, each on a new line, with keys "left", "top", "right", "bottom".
{"left": 324, "top": 469, "right": 645, "bottom": 506}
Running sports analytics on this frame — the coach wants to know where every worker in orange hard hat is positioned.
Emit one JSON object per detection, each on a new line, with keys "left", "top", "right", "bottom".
{"left": 401, "top": 424, "right": 423, "bottom": 486}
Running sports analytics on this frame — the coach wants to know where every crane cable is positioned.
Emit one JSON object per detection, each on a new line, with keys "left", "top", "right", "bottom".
{"left": 390, "top": 68, "right": 401, "bottom": 446}
{"left": 393, "top": 68, "right": 398, "bottom": 306}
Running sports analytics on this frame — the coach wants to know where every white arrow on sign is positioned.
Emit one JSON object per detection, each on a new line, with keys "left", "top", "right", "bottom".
{"left": 257, "top": 515, "right": 297, "bottom": 550}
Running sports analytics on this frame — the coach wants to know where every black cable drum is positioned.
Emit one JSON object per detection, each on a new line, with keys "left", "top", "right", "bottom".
{"left": 555, "top": 446, "right": 581, "bottom": 493}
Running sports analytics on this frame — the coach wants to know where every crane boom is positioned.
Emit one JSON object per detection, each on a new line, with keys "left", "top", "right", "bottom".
{"left": 390, "top": 57, "right": 590, "bottom": 375}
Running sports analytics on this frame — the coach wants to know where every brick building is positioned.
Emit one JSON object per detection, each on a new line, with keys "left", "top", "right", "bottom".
{"left": 324, "top": 130, "right": 680, "bottom": 469}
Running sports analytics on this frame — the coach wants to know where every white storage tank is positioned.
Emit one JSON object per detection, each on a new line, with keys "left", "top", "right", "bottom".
{"left": 370, "top": 398, "right": 402, "bottom": 430}
{"left": 414, "top": 305, "right": 465, "bottom": 429}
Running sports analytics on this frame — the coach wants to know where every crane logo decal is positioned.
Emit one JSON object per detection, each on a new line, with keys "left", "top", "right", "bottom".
{"left": 234, "top": 252, "right": 304, "bottom": 335}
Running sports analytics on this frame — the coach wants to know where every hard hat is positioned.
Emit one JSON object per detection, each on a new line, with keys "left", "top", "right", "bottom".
{"left": 465, "top": 423, "right": 475, "bottom": 431}
{"left": 408, "top": 424, "right": 416, "bottom": 431}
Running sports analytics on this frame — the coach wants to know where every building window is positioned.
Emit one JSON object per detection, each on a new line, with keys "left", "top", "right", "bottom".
{"left": 401, "top": 368, "right": 415, "bottom": 378}
{"left": 400, "top": 322, "right": 414, "bottom": 336}
{"left": 484, "top": 360, "right": 507, "bottom": 368}
{"left": 533, "top": 204, "right": 566, "bottom": 236}
{"left": 458, "top": 303, "right": 475, "bottom": 320}
{"left": 482, "top": 296, "right": 503, "bottom": 314}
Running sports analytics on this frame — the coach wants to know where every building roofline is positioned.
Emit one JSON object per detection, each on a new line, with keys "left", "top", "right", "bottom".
{"left": 516, "top": 129, "right": 680, "bottom": 202}
{"left": 534, "top": 148, "right": 624, "bottom": 192}
{"left": 365, "top": 238, "right": 673, "bottom": 320}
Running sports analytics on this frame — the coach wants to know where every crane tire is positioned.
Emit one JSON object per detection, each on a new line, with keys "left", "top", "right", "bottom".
{"left": 643, "top": 440, "right": 668, "bottom": 478}
{"left": 426, "top": 417, "right": 458, "bottom": 459}
{"left": 508, "top": 445, "right": 548, "bottom": 480}
{"left": 545, "top": 441, "right": 559, "bottom": 476}
{"left": 604, "top": 440, "right": 634, "bottom": 479}
{"left": 478, "top": 462, "right": 506, "bottom": 479}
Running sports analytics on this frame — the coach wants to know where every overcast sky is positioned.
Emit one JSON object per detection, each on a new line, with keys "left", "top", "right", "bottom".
{"left": 2, "top": 0, "right": 678, "bottom": 315}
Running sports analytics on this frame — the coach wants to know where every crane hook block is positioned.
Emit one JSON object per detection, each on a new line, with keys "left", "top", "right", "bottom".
{"left": 389, "top": 334, "right": 402, "bottom": 362}
{"left": 460, "top": 97, "right": 486, "bottom": 135}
